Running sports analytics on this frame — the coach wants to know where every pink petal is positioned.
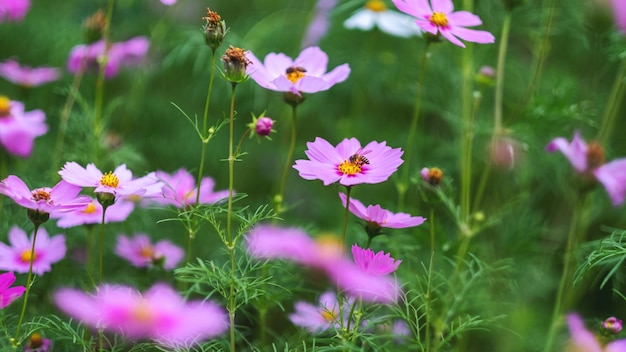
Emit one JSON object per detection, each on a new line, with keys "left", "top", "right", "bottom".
{"left": 431, "top": 0, "right": 454, "bottom": 14}
{"left": 448, "top": 11, "right": 483, "bottom": 27}
{"left": 449, "top": 26, "right": 495, "bottom": 44}
{"left": 594, "top": 159, "right": 626, "bottom": 206}
{"left": 294, "top": 47, "right": 328, "bottom": 77}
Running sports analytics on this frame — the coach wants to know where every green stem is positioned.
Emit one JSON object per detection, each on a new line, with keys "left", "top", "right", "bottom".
{"left": 98, "top": 205, "right": 109, "bottom": 284}
{"left": 494, "top": 12, "right": 512, "bottom": 135}
{"left": 226, "top": 83, "right": 238, "bottom": 352}
{"left": 425, "top": 208, "right": 435, "bottom": 352}
{"left": 275, "top": 105, "right": 298, "bottom": 216}
{"left": 85, "top": 225, "right": 96, "bottom": 288}
{"left": 52, "top": 64, "right": 84, "bottom": 175}
{"left": 196, "top": 50, "right": 217, "bottom": 205}
{"left": 597, "top": 58, "right": 626, "bottom": 145}
{"left": 460, "top": 47, "right": 474, "bottom": 231}
{"left": 13, "top": 224, "right": 40, "bottom": 345}
{"left": 340, "top": 186, "right": 353, "bottom": 248}
{"left": 397, "top": 43, "right": 430, "bottom": 210}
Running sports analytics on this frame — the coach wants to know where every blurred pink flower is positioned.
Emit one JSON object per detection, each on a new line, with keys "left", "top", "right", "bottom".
{"left": 0, "top": 225, "right": 66, "bottom": 275}
{"left": 391, "top": 0, "right": 495, "bottom": 47}
{"left": 0, "top": 176, "right": 88, "bottom": 215}
{"left": 302, "top": 0, "right": 339, "bottom": 47}
{"left": 246, "top": 46, "right": 350, "bottom": 97}
{"left": 23, "top": 333, "right": 51, "bottom": 352}
{"left": 160, "top": 0, "right": 176, "bottom": 5}
{"left": 0, "top": 97, "right": 47, "bottom": 158}
{"left": 339, "top": 193, "right": 426, "bottom": 232}
{"left": 289, "top": 291, "right": 352, "bottom": 333}
{"left": 294, "top": 137, "right": 404, "bottom": 187}
{"left": 0, "top": 271, "right": 25, "bottom": 308}
{"left": 154, "top": 169, "right": 229, "bottom": 208}
{"left": 54, "top": 283, "right": 228, "bottom": 348}
{"left": 567, "top": 313, "right": 626, "bottom": 352}
{"left": 51, "top": 197, "right": 134, "bottom": 228}
{"left": 67, "top": 36, "right": 149, "bottom": 78}
{"left": 603, "top": 316, "right": 623, "bottom": 334}
{"left": 611, "top": 0, "right": 626, "bottom": 33}
{"left": 0, "top": 59, "right": 60, "bottom": 87}
{"left": 351, "top": 244, "right": 401, "bottom": 276}
{"left": 0, "top": 0, "right": 30, "bottom": 22}
{"left": 115, "top": 233, "right": 183, "bottom": 270}
{"left": 344, "top": 0, "right": 422, "bottom": 38}
{"left": 546, "top": 131, "right": 626, "bottom": 206}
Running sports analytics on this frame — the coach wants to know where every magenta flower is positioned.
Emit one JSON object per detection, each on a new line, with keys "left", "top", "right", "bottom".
{"left": 0, "top": 0, "right": 30, "bottom": 22}
{"left": 391, "top": 0, "right": 495, "bottom": 47}
{"left": 67, "top": 36, "right": 149, "bottom": 78}
{"left": 51, "top": 197, "right": 134, "bottom": 228}
{"left": 611, "top": 0, "right": 626, "bottom": 33}
{"left": 603, "top": 316, "right": 623, "bottom": 334}
{"left": 567, "top": 314, "right": 626, "bottom": 352}
{"left": 0, "top": 226, "right": 66, "bottom": 275}
{"left": 294, "top": 137, "right": 404, "bottom": 187}
{"left": 0, "top": 59, "right": 60, "bottom": 87}
{"left": 54, "top": 283, "right": 228, "bottom": 348}
{"left": 0, "top": 271, "right": 25, "bottom": 308}
{"left": 255, "top": 117, "right": 274, "bottom": 137}
{"left": 246, "top": 46, "right": 350, "bottom": 97}
{"left": 0, "top": 176, "right": 88, "bottom": 215}
{"left": 0, "top": 97, "right": 47, "bottom": 158}
{"left": 351, "top": 244, "right": 401, "bottom": 276}
{"left": 546, "top": 131, "right": 626, "bottom": 206}
{"left": 160, "top": 0, "right": 176, "bottom": 5}
{"left": 115, "top": 233, "right": 184, "bottom": 270}
{"left": 154, "top": 169, "right": 229, "bottom": 208}
{"left": 59, "top": 162, "right": 159, "bottom": 198}
{"left": 289, "top": 291, "right": 352, "bottom": 333}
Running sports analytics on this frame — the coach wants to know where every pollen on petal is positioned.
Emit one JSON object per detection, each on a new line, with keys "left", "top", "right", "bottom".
{"left": 338, "top": 160, "right": 362, "bottom": 176}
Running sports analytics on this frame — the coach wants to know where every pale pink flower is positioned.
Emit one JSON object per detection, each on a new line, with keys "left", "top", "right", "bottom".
{"left": 302, "top": 0, "right": 339, "bottom": 47}
{"left": 603, "top": 316, "right": 623, "bottom": 334}
{"left": 0, "top": 176, "right": 88, "bottom": 215}
{"left": 115, "top": 233, "right": 184, "bottom": 270}
{"left": 155, "top": 169, "right": 229, "bottom": 208}
{"left": 59, "top": 162, "right": 159, "bottom": 198}
{"left": 339, "top": 193, "right": 426, "bottom": 232}
{"left": 0, "top": 271, "right": 25, "bottom": 308}
{"left": 67, "top": 36, "right": 150, "bottom": 78}
{"left": 289, "top": 291, "right": 352, "bottom": 333}
{"left": 160, "top": 0, "right": 176, "bottom": 5}
{"left": 567, "top": 313, "right": 626, "bottom": 352}
{"left": 0, "top": 226, "right": 66, "bottom": 275}
{"left": 0, "top": 59, "right": 60, "bottom": 87}
{"left": 0, "top": 0, "right": 30, "bottom": 22}
{"left": 0, "top": 98, "right": 47, "bottom": 158}
{"left": 51, "top": 197, "right": 134, "bottom": 228}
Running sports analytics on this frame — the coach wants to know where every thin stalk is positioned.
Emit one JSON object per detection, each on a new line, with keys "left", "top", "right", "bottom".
{"left": 226, "top": 83, "right": 238, "bottom": 352}
{"left": 425, "top": 208, "right": 435, "bottom": 352}
{"left": 52, "top": 65, "right": 84, "bottom": 175}
{"left": 597, "top": 58, "right": 626, "bottom": 145}
{"left": 460, "top": 46, "right": 474, "bottom": 231}
{"left": 340, "top": 186, "right": 353, "bottom": 248}
{"left": 85, "top": 225, "right": 96, "bottom": 288}
{"left": 98, "top": 205, "right": 109, "bottom": 284}
{"left": 275, "top": 105, "right": 298, "bottom": 216}
{"left": 196, "top": 50, "right": 218, "bottom": 205}
{"left": 397, "top": 43, "right": 430, "bottom": 210}
{"left": 13, "top": 224, "right": 40, "bottom": 345}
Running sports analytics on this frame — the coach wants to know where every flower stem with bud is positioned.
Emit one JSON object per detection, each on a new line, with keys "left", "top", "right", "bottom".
{"left": 275, "top": 104, "right": 298, "bottom": 216}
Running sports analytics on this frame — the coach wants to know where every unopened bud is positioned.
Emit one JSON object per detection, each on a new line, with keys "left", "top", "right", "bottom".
{"left": 602, "top": 316, "right": 623, "bottom": 334}
{"left": 221, "top": 45, "right": 250, "bottom": 84}
{"left": 84, "top": 9, "right": 106, "bottom": 44}
{"left": 202, "top": 8, "right": 226, "bottom": 51}
{"left": 421, "top": 167, "right": 444, "bottom": 186}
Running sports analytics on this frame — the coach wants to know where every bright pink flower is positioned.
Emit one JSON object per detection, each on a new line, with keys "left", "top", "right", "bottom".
{"left": 0, "top": 59, "right": 60, "bottom": 87}
{"left": 0, "top": 271, "right": 25, "bottom": 308}
{"left": 54, "top": 283, "right": 228, "bottom": 348}
{"left": 351, "top": 244, "right": 401, "bottom": 276}
{"left": 246, "top": 46, "right": 350, "bottom": 97}
{"left": 567, "top": 313, "right": 626, "bottom": 352}
{"left": 603, "top": 316, "right": 623, "bottom": 334}
{"left": 0, "top": 0, "right": 30, "bottom": 22}
{"left": 289, "top": 291, "right": 352, "bottom": 333}
{"left": 0, "top": 98, "right": 47, "bottom": 158}
{"left": 391, "top": 0, "right": 495, "bottom": 48}
{"left": 339, "top": 193, "right": 426, "bottom": 229}
{"left": 294, "top": 137, "right": 404, "bottom": 186}
{"left": 67, "top": 36, "right": 149, "bottom": 78}
{"left": 115, "top": 233, "right": 184, "bottom": 270}
{"left": 0, "top": 176, "right": 88, "bottom": 215}
{"left": 51, "top": 197, "right": 134, "bottom": 228}
{"left": 611, "top": 0, "right": 626, "bottom": 33}
{"left": 154, "top": 169, "right": 229, "bottom": 208}
{"left": 546, "top": 131, "right": 626, "bottom": 206}
{"left": 0, "top": 226, "right": 66, "bottom": 275}
{"left": 255, "top": 117, "right": 274, "bottom": 137}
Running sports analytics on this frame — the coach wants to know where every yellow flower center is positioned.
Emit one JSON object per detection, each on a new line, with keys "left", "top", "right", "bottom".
{"left": 315, "top": 235, "right": 344, "bottom": 260}
{"left": 31, "top": 189, "right": 51, "bottom": 202}
{"left": 20, "top": 249, "right": 37, "bottom": 263}
{"left": 320, "top": 308, "right": 337, "bottom": 322}
{"left": 132, "top": 301, "right": 154, "bottom": 323}
{"left": 285, "top": 66, "right": 306, "bottom": 83}
{"left": 365, "top": 0, "right": 386, "bottom": 12}
{"left": 0, "top": 96, "right": 10, "bottom": 117}
{"left": 139, "top": 245, "right": 154, "bottom": 259}
{"left": 338, "top": 160, "right": 362, "bottom": 176}
{"left": 83, "top": 202, "right": 97, "bottom": 214}
{"left": 27, "top": 333, "right": 44, "bottom": 349}
{"left": 100, "top": 171, "right": 119, "bottom": 188}
{"left": 430, "top": 11, "right": 448, "bottom": 27}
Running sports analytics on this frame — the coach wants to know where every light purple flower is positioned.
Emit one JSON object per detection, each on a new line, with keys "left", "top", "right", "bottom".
{"left": 567, "top": 313, "right": 626, "bottom": 352}
{"left": 603, "top": 316, "right": 623, "bottom": 334}
{"left": 0, "top": 271, "right": 25, "bottom": 308}
{"left": 59, "top": 162, "right": 159, "bottom": 198}
{"left": 160, "top": 0, "right": 176, "bottom": 5}
{"left": 0, "top": 226, "right": 66, "bottom": 275}
{"left": 115, "top": 233, "right": 184, "bottom": 270}
{"left": 339, "top": 193, "right": 426, "bottom": 230}
{"left": 391, "top": 0, "right": 495, "bottom": 48}
{"left": 155, "top": 169, "right": 229, "bottom": 208}
{"left": 546, "top": 131, "right": 626, "bottom": 206}
{"left": 0, "top": 98, "right": 47, "bottom": 158}
{"left": 246, "top": 46, "right": 350, "bottom": 97}
{"left": 351, "top": 244, "right": 401, "bottom": 276}
{"left": 0, "top": 59, "right": 60, "bottom": 87}
{"left": 302, "top": 0, "right": 339, "bottom": 47}
{"left": 54, "top": 283, "right": 229, "bottom": 348}
{"left": 611, "top": 0, "right": 626, "bottom": 33}
{"left": 67, "top": 36, "right": 149, "bottom": 78}
{"left": 344, "top": 0, "right": 422, "bottom": 38}
{"left": 51, "top": 197, "right": 134, "bottom": 228}
{"left": 289, "top": 291, "right": 351, "bottom": 333}
{"left": 0, "top": 0, "right": 30, "bottom": 22}
{"left": 0, "top": 176, "right": 88, "bottom": 215}
{"left": 294, "top": 137, "right": 404, "bottom": 187}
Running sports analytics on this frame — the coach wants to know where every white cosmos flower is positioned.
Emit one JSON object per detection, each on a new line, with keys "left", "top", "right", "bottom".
{"left": 344, "top": 0, "right": 421, "bottom": 38}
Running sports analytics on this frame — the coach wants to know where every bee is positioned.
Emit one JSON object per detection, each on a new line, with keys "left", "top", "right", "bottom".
{"left": 286, "top": 66, "right": 307, "bottom": 74}
{"left": 349, "top": 149, "right": 371, "bottom": 167}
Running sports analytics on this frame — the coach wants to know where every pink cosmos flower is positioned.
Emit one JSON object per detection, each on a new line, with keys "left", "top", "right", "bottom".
{"left": 54, "top": 283, "right": 228, "bottom": 348}
{"left": 0, "top": 271, "right": 25, "bottom": 308}
{"left": 0, "top": 176, "right": 89, "bottom": 215}
{"left": 546, "top": 131, "right": 626, "bottom": 206}
{"left": 51, "top": 197, "right": 134, "bottom": 228}
{"left": 351, "top": 244, "right": 401, "bottom": 276}
{"left": 67, "top": 36, "right": 149, "bottom": 78}
{"left": 0, "top": 226, "right": 66, "bottom": 275}
{"left": 603, "top": 316, "right": 623, "bottom": 334}
{"left": 115, "top": 233, "right": 184, "bottom": 270}
{"left": 0, "top": 59, "right": 60, "bottom": 87}
{"left": 391, "top": 0, "right": 495, "bottom": 48}
{"left": 246, "top": 225, "right": 401, "bottom": 303}
{"left": 294, "top": 137, "right": 404, "bottom": 187}
{"left": 246, "top": 46, "right": 350, "bottom": 97}
{"left": 154, "top": 169, "right": 229, "bottom": 208}
{"left": 0, "top": 0, "right": 30, "bottom": 22}
{"left": 0, "top": 97, "right": 47, "bottom": 158}
{"left": 344, "top": 0, "right": 422, "bottom": 38}
{"left": 611, "top": 0, "right": 626, "bottom": 33}
{"left": 59, "top": 162, "right": 160, "bottom": 198}
{"left": 289, "top": 291, "right": 352, "bottom": 333}
{"left": 339, "top": 193, "right": 426, "bottom": 233}
{"left": 567, "top": 313, "right": 626, "bottom": 352}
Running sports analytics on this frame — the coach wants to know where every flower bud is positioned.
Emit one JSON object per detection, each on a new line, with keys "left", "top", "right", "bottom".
{"left": 421, "top": 167, "right": 444, "bottom": 186}
{"left": 475, "top": 66, "right": 496, "bottom": 87}
{"left": 489, "top": 135, "right": 526, "bottom": 170}
{"left": 255, "top": 117, "right": 274, "bottom": 136}
{"left": 602, "top": 316, "right": 623, "bottom": 334}
{"left": 84, "top": 9, "right": 106, "bottom": 44}
{"left": 96, "top": 191, "right": 116, "bottom": 209}
{"left": 221, "top": 45, "right": 250, "bottom": 84}
{"left": 27, "top": 209, "right": 49, "bottom": 226}
{"left": 202, "top": 8, "right": 226, "bottom": 51}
